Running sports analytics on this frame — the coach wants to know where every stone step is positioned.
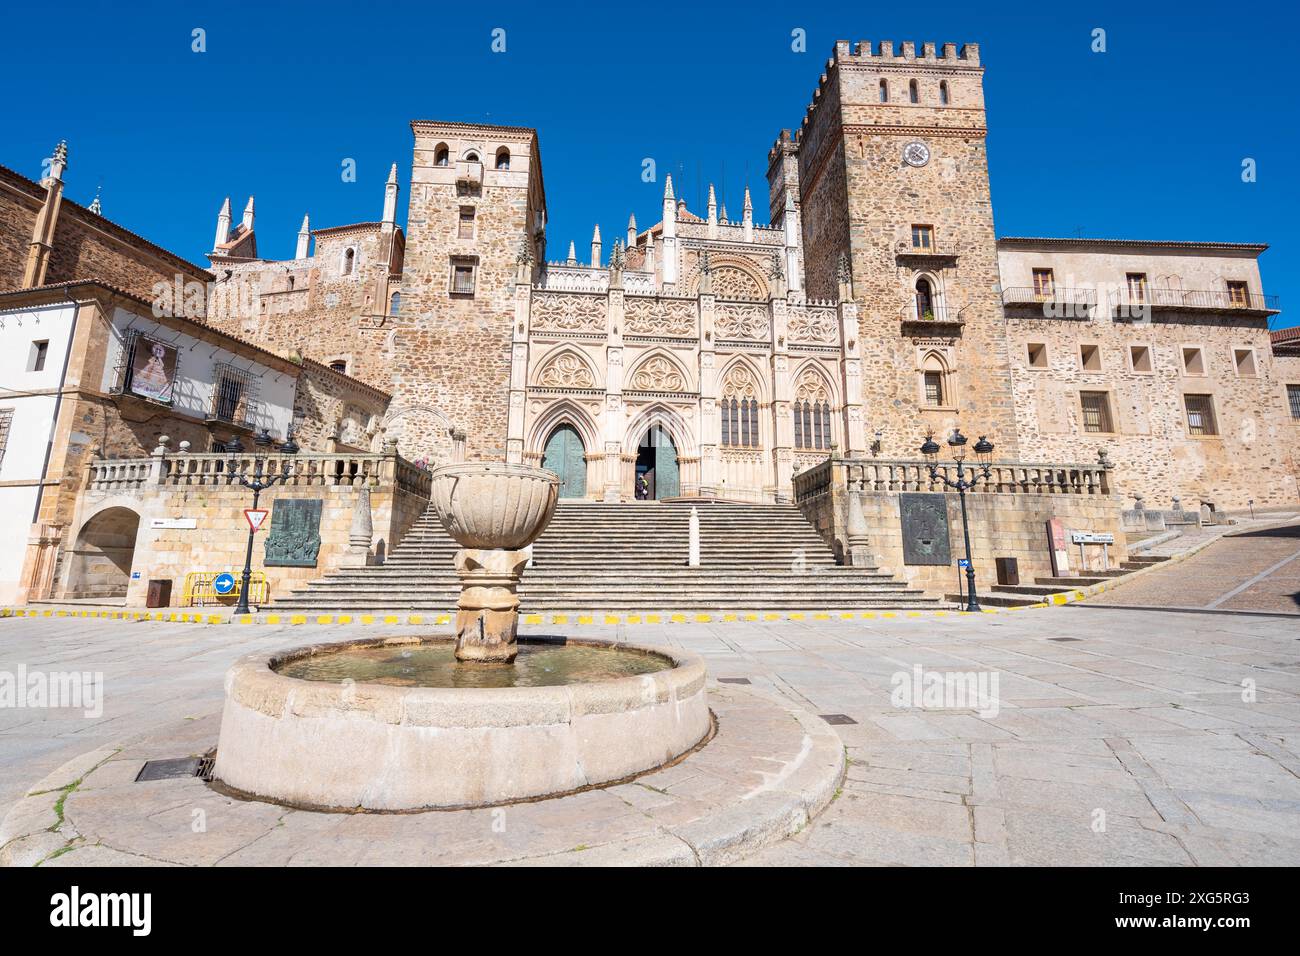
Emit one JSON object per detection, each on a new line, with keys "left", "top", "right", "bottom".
{"left": 946, "top": 592, "right": 1040, "bottom": 608}
{"left": 1033, "top": 576, "right": 1110, "bottom": 587}
{"left": 992, "top": 584, "right": 1072, "bottom": 596}
{"left": 270, "top": 598, "right": 942, "bottom": 611}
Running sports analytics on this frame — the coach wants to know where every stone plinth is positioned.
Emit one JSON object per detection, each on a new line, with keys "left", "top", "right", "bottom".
{"left": 453, "top": 547, "right": 529, "bottom": 662}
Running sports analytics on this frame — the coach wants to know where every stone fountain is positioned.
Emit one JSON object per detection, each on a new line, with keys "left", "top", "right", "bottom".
{"left": 211, "top": 461, "right": 710, "bottom": 811}
{"left": 427, "top": 461, "right": 557, "bottom": 663}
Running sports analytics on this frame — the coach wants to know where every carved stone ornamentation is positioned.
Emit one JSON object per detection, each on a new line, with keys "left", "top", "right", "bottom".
{"left": 629, "top": 355, "right": 687, "bottom": 392}
{"left": 531, "top": 292, "right": 605, "bottom": 333}
{"left": 624, "top": 297, "right": 696, "bottom": 336}
{"left": 787, "top": 308, "right": 839, "bottom": 344}
{"left": 716, "top": 303, "right": 770, "bottom": 340}
{"left": 536, "top": 351, "right": 597, "bottom": 389}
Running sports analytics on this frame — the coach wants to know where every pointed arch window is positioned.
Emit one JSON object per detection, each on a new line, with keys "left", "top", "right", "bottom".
{"left": 920, "top": 352, "right": 951, "bottom": 408}
{"left": 342, "top": 247, "right": 356, "bottom": 276}
{"left": 721, "top": 365, "right": 760, "bottom": 448}
{"left": 389, "top": 291, "right": 401, "bottom": 315}
{"left": 792, "top": 371, "right": 833, "bottom": 451}
{"left": 915, "top": 276, "right": 935, "bottom": 321}
{"left": 495, "top": 147, "right": 511, "bottom": 170}
{"left": 434, "top": 144, "right": 449, "bottom": 167}
{"left": 939, "top": 81, "right": 950, "bottom": 105}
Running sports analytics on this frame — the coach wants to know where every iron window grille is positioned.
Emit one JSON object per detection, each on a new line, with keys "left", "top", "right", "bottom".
{"left": 1184, "top": 394, "right": 1218, "bottom": 436}
{"left": 109, "top": 329, "right": 181, "bottom": 406}
{"left": 209, "top": 362, "right": 259, "bottom": 426}
{"left": 0, "top": 408, "right": 13, "bottom": 472}
{"left": 1289, "top": 385, "right": 1300, "bottom": 421}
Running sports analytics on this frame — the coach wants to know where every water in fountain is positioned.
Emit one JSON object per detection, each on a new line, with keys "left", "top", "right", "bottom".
{"left": 276, "top": 638, "right": 670, "bottom": 689}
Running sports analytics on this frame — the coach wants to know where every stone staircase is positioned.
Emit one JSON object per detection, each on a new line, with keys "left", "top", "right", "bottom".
{"left": 950, "top": 554, "right": 1172, "bottom": 607}
{"left": 273, "top": 500, "right": 941, "bottom": 612}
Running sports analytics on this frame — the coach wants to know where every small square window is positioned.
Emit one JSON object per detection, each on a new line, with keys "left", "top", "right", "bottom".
{"left": 1184, "top": 394, "right": 1218, "bottom": 436}
{"left": 1026, "top": 343, "right": 1048, "bottom": 368}
{"left": 1080, "top": 391, "right": 1113, "bottom": 433}
{"left": 29, "top": 340, "right": 49, "bottom": 372}
{"left": 450, "top": 259, "right": 476, "bottom": 296}
{"left": 1130, "top": 345, "right": 1152, "bottom": 373}
{"left": 911, "top": 225, "right": 933, "bottom": 250}
{"left": 1182, "top": 347, "right": 1205, "bottom": 375}
{"left": 1233, "top": 348, "right": 1256, "bottom": 377}
{"left": 1080, "top": 344, "right": 1102, "bottom": 372}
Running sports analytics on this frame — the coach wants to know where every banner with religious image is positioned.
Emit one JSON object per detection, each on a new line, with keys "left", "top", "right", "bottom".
{"left": 128, "top": 336, "right": 177, "bottom": 403}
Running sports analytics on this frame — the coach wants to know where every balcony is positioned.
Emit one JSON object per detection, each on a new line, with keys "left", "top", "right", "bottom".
{"left": 1001, "top": 287, "right": 1097, "bottom": 318}
{"left": 1111, "top": 288, "right": 1280, "bottom": 319}
{"left": 894, "top": 240, "right": 958, "bottom": 263}
{"left": 455, "top": 160, "right": 483, "bottom": 187}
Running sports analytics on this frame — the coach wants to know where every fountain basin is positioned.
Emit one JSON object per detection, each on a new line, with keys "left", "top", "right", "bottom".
{"left": 428, "top": 461, "right": 559, "bottom": 550}
{"left": 211, "top": 636, "right": 709, "bottom": 811}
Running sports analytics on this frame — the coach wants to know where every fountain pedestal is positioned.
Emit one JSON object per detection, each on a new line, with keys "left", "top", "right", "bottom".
{"left": 453, "top": 547, "right": 529, "bottom": 662}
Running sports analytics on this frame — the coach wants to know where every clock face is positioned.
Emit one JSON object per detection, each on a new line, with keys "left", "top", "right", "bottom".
{"left": 903, "top": 141, "right": 931, "bottom": 167}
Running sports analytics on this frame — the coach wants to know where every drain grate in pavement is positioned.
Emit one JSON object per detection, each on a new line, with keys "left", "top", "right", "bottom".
{"left": 1048, "top": 637, "right": 1082, "bottom": 642}
{"left": 135, "top": 757, "right": 206, "bottom": 782}
{"left": 717, "top": 677, "right": 752, "bottom": 684}
{"left": 819, "top": 714, "right": 857, "bottom": 725}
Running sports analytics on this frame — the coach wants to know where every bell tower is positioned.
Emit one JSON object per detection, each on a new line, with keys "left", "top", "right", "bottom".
{"left": 795, "top": 40, "right": 1019, "bottom": 457}
{"left": 398, "top": 122, "right": 546, "bottom": 463}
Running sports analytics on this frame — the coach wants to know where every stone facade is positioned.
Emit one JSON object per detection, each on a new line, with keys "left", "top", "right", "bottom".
{"left": 999, "top": 239, "right": 1295, "bottom": 509}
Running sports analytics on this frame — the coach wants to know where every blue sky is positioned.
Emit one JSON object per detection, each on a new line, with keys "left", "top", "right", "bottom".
{"left": 3, "top": 0, "right": 1295, "bottom": 328}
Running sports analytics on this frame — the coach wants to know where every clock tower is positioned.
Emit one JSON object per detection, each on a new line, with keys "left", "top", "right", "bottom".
{"left": 790, "top": 40, "right": 1020, "bottom": 457}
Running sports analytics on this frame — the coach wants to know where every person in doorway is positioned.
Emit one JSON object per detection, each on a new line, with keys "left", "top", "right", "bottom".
{"left": 635, "top": 473, "right": 650, "bottom": 500}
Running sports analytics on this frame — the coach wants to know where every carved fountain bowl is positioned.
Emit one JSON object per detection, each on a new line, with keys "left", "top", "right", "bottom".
{"left": 428, "top": 462, "right": 560, "bottom": 550}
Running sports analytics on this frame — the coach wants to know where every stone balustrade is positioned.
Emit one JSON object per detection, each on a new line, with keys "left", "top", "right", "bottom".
{"left": 85, "top": 448, "right": 432, "bottom": 498}
{"left": 794, "top": 456, "right": 1111, "bottom": 503}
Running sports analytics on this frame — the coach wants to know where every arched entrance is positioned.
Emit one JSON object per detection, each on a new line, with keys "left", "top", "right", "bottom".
{"left": 635, "top": 425, "right": 679, "bottom": 499}
{"left": 67, "top": 507, "right": 140, "bottom": 600}
{"left": 541, "top": 423, "right": 587, "bottom": 498}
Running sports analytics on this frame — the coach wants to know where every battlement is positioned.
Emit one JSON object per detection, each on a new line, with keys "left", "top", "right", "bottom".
{"left": 833, "top": 39, "right": 980, "bottom": 67}
{"left": 790, "top": 40, "right": 983, "bottom": 145}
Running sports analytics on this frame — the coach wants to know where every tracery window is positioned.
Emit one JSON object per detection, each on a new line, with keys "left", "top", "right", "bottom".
{"left": 721, "top": 365, "right": 760, "bottom": 448}
{"left": 792, "top": 371, "right": 832, "bottom": 451}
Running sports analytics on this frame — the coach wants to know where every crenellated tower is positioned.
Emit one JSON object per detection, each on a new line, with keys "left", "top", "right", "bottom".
{"left": 792, "top": 40, "right": 1019, "bottom": 457}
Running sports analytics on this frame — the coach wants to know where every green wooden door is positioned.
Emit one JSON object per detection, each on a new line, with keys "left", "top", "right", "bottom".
{"left": 652, "top": 426, "right": 679, "bottom": 499}
{"left": 542, "top": 424, "right": 587, "bottom": 498}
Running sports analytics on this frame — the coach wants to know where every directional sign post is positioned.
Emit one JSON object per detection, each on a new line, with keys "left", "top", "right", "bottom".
{"left": 213, "top": 572, "right": 237, "bottom": 596}
{"left": 245, "top": 509, "right": 270, "bottom": 533}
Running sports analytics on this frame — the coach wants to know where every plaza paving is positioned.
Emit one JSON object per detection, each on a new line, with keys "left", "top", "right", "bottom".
{"left": 2, "top": 592, "right": 1298, "bottom": 866}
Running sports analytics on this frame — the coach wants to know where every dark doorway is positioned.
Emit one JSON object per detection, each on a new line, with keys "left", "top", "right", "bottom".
{"left": 635, "top": 425, "right": 679, "bottom": 499}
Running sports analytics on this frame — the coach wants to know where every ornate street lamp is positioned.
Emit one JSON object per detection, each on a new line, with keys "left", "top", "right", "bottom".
{"left": 921, "top": 428, "right": 995, "bottom": 612}
{"left": 227, "top": 433, "right": 297, "bottom": 615}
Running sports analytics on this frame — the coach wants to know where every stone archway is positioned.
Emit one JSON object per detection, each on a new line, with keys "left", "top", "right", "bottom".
{"left": 66, "top": 506, "right": 141, "bottom": 600}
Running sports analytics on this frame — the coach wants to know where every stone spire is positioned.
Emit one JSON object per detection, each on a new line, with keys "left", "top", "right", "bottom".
{"left": 382, "top": 163, "right": 399, "bottom": 224}
{"left": 213, "top": 196, "right": 232, "bottom": 251}
{"left": 707, "top": 183, "right": 718, "bottom": 238}
{"left": 742, "top": 186, "right": 753, "bottom": 241}
{"left": 295, "top": 214, "right": 311, "bottom": 259}
{"left": 88, "top": 186, "right": 102, "bottom": 216}
{"left": 22, "top": 141, "right": 69, "bottom": 288}
{"left": 241, "top": 196, "right": 255, "bottom": 233}
{"left": 626, "top": 213, "right": 637, "bottom": 247}
{"left": 566, "top": 240, "right": 577, "bottom": 265}
{"left": 590, "top": 223, "right": 602, "bottom": 268}
{"left": 662, "top": 175, "right": 677, "bottom": 285}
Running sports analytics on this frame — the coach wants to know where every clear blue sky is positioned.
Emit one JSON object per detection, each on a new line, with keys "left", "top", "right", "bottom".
{"left": 3, "top": 0, "right": 1294, "bottom": 329}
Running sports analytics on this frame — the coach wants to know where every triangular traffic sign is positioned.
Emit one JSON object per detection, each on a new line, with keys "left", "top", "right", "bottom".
{"left": 245, "top": 508, "right": 270, "bottom": 532}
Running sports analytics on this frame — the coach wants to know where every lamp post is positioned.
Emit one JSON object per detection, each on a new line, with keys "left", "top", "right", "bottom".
{"left": 226, "top": 431, "right": 299, "bottom": 615}
{"left": 920, "top": 428, "right": 995, "bottom": 612}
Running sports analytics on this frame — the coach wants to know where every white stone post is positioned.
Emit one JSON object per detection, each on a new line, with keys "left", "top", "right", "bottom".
{"left": 688, "top": 506, "right": 701, "bottom": 567}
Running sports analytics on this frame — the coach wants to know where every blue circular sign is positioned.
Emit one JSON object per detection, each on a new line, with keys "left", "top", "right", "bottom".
{"left": 213, "top": 573, "right": 237, "bottom": 595}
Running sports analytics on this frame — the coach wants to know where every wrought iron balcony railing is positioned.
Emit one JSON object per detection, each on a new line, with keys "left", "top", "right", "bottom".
{"left": 1000, "top": 287, "right": 1098, "bottom": 313}
{"left": 1110, "top": 288, "right": 1279, "bottom": 315}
